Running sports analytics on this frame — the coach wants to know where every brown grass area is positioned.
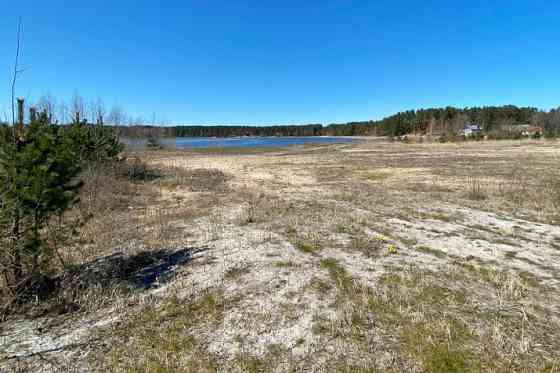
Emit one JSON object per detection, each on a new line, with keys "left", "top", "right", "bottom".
{"left": 2, "top": 139, "right": 560, "bottom": 372}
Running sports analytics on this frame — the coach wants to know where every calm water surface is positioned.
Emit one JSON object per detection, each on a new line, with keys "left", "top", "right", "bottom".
{"left": 129, "top": 137, "right": 356, "bottom": 149}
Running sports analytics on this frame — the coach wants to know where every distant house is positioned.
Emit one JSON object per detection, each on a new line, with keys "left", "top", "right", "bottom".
{"left": 460, "top": 123, "right": 483, "bottom": 136}
{"left": 501, "top": 123, "right": 541, "bottom": 136}
{"left": 527, "top": 126, "right": 543, "bottom": 136}
{"left": 501, "top": 123, "right": 530, "bottom": 134}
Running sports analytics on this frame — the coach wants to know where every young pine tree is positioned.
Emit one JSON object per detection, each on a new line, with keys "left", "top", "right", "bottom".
{"left": 0, "top": 111, "right": 82, "bottom": 300}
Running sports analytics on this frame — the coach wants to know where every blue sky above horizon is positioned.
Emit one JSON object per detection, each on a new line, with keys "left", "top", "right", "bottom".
{"left": 1, "top": 1, "right": 559, "bottom": 125}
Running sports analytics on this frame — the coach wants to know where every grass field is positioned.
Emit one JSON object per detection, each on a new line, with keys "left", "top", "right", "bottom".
{"left": 2, "top": 139, "right": 560, "bottom": 372}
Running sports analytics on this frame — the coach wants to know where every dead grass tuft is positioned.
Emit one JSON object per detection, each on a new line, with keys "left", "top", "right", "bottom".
{"left": 465, "top": 176, "right": 487, "bottom": 201}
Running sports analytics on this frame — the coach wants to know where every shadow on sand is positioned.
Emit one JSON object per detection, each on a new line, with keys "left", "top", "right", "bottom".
{"left": 59, "top": 246, "right": 209, "bottom": 293}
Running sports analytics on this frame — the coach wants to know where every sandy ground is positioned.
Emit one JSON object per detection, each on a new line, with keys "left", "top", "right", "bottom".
{"left": 2, "top": 139, "right": 560, "bottom": 372}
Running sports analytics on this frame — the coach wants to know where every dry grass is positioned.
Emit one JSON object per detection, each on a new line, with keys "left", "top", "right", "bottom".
{"left": 3, "top": 139, "right": 560, "bottom": 372}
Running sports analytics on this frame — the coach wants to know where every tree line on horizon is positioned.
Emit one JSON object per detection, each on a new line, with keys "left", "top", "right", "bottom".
{"left": 3, "top": 94, "right": 559, "bottom": 139}
{"left": 120, "top": 105, "right": 560, "bottom": 139}
{"left": 349, "top": 105, "right": 560, "bottom": 138}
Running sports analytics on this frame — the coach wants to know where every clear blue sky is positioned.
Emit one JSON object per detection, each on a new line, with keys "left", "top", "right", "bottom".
{"left": 1, "top": 1, "right": 559, "bottom": 125}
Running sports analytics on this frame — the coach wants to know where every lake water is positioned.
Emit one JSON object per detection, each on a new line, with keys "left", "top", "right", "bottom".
{"left": 129, "top": 136, "right": 356, "bottom": 149}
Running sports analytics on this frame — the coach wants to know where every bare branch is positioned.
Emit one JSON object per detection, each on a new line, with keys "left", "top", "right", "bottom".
{"left": 10, "top": 17, "right": 22, "bottom": 138}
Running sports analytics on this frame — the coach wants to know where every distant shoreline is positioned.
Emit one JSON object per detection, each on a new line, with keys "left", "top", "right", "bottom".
{"left": 123, "top": 135, "right": 359, "bottom": 149}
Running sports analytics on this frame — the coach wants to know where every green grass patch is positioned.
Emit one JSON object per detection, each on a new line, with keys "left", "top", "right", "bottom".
{"left": 519, "top": 270, "right": 540, "bottom": 288}
{"left": 320, "top": 258, "right": 352, "bottom": 290}
{"left": 361, "top": 170, "right": 390, "bottom": 182}
{"left": 274, "top": 260, "right": 299, "bottom": 268}
{"left": 92, "top": 288, "right": 225, "bottom": 372}
{"left": 290, "top": 232, "right": 323, "bottom": 255}
{"left": 415, "top": 245, "right": 448, "bottom": 259}
{"left": 350, "top": 234, "right": 383, "bottom": 257}
{"left": 295, "top": 241, "right": 319, "bottom": 254}
{"left": 309, "top": 276, "right": 334, "bottom": 294}
{"left": 224, "top": 265, "right": 251, "bottom": 281}
{"left": 402, "top": 319, "right": 477, "bottom": 373}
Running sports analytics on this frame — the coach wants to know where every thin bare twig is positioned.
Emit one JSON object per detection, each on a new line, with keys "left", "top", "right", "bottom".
{"left": 11, "top": 17, "right": 23, "bottom": 141}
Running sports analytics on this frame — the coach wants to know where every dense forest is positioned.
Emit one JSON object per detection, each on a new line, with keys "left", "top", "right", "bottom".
{"left": 322, "top": 106, "right": 555, "bottom": 137}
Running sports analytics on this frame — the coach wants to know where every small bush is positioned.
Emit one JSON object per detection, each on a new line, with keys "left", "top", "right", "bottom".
{"left": 146, "top": 134, "right": 163, "bottom": 149}
{"left": 439, "top": 133, "right": 459, "bottom": 143}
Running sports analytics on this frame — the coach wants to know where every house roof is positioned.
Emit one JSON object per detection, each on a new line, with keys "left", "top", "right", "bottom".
{"left": 501, "top": 124, "right": 531, "bottom": 131}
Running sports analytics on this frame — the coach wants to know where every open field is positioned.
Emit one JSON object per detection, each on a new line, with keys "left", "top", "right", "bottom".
{"left": 2, "top": 139, "right": 560, "bottom": 372}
